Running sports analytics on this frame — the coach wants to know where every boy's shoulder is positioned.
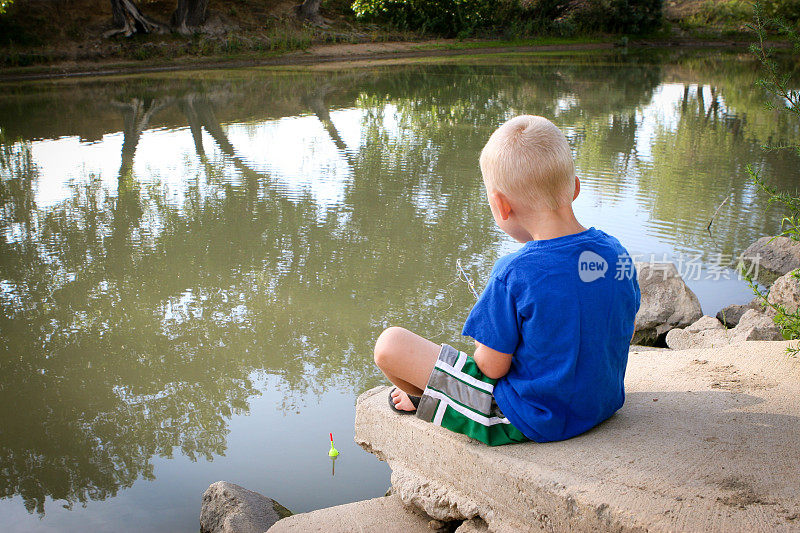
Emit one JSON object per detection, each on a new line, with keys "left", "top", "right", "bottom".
{"left": 491, "top": 227, "right": 623, "bottom": 282}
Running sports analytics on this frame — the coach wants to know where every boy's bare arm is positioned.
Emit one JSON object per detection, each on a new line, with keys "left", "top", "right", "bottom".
{"left": 472, "top": 340, "right": 512, "bottom": 379}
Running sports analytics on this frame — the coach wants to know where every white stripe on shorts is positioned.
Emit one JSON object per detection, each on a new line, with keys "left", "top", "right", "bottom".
{"left": 434, "top": 358, "right": 494, "bottom": 394}
{"left": 425, "top": 388, "right": 511, "bottom": 427}
{"left": 455, "top": 350, "right": 467, "bottom": 371}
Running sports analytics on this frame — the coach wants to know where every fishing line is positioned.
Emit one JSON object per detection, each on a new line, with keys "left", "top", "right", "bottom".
{"left": 457, "top": 258, "right": 480, "bottom": 300}
{"left": 431, "top": 259, "right": 480, "bottom": 341}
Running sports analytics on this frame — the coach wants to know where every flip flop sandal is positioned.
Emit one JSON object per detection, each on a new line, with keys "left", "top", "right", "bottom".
{"left": 388, "top": 387, "right": 421, "bottom": 414}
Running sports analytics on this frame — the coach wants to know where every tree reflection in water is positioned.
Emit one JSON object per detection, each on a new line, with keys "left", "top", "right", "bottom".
{"left": 0, "top": 55, "right": 797, "bottom": 516}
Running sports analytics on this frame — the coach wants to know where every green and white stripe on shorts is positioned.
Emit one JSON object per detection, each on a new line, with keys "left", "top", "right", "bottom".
{"left": 416, "top": 344, "right": 529, "bottom": 446}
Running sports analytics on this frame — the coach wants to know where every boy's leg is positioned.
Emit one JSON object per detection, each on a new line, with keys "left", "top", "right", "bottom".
{"left": 373, "top": 326, "right": 440, "bottom": 398}
{"left": 375, "top": 330, "right": 528, "bottom": 445}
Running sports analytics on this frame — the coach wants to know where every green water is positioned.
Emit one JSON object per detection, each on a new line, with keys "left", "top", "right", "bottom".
{"left": 0, "top": 51, "right": 798, "bottom": 532}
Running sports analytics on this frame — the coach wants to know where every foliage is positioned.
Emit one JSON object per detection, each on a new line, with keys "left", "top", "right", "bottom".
{"left": 749, "top": 10, "right": 800, "bottom": 129}
{"left": 351, "top": 0, "right": 522, "bottom": 37}
{"left": 0, "top": 12, "right": 42, "bottom": 48}
{"left": 750, "top": 173, "right": 800, "bottom": 239}
{"left": 350, "top": 0, "right": 662, "bottom": 37}
{"left": 679, "top": 0, "right": 800, "bottom": 29}
{"left": 743, "top": 2, "right": 800, "bottom": 355}
{"left": 744, "top": 269, "right": 800, "bottom": 344}
{"left": 683, "top": 0, "right": 753, "bottom": 28}
{"left": 0, "top": 0, "right": 12, "bottom": 15}
{"left": 568, "top": 0, "right": 663, "bottom": 34}
{"left": 760, "top": 0, "right": 800, "bottom": 27}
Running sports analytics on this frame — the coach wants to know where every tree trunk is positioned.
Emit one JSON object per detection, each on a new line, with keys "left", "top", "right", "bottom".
{"left": 171, "top": 0, "right": 209, "bottom": 35}
{"left": 111, "top": 97, "right": 170, "bottom": 249}
{"left": 304, "top": 85, "right": 355, "bottom": 169}
{"left": 111, "top": 0, "right": 126, "bottom": 27}
{"left": 179, "top": 95, "right": 206, "bottom": 157}
{"left": 107, "top": 0, "right": 168, "bottom": 37}
{"left": 297, "top": 0, "right": 324, "bottom": 23}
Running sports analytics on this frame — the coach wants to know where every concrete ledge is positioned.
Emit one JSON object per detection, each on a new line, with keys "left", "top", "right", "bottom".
{"left": 267, "top": 495, "right": 432, "bottom": 532}
{"left": 355, "top": 342, "right": 800, "bottom": 532}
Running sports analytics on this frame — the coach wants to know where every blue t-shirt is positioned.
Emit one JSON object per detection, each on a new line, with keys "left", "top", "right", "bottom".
{"left": 462, "top": 227, "right": 640, "bottom": 443}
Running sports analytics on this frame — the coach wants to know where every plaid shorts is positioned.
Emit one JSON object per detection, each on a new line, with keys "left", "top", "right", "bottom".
{"left": 416, "top": 344, "right": 529, "bottom": 446}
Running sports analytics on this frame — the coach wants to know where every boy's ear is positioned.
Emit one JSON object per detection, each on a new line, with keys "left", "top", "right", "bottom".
{"left": 490, "top": 191, "right": 513, "bottom": 220}
{"left": 573, "top": 176, "right": 581, "bottom": 200}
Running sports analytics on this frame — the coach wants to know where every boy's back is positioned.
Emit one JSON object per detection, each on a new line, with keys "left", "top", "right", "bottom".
{"left": 463, "top": 227, "right": 640, "bottom": 442}
{"left": 374, "top": 115, "right": 641, "bottom": 446}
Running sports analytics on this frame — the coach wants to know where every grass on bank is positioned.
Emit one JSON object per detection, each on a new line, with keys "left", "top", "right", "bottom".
{"left": 411, "top": 35, "right": 607, "bottom": 51}
{"left": 679, "top": 0, "right": 754, "bottom": 29}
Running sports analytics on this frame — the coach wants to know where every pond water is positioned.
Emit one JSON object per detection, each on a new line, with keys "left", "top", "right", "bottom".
{"left": 1, "top": 51, "right": 799, "bottom": 532}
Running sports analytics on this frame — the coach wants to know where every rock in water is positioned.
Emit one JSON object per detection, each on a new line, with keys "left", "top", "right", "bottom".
{"left": 716, "top": 298, "right": 762, "bottom": 328}
{"left": 739, "top": 236, "right": 800, "bottom": 285}
{"left": 200, "top": 481, "right": 291, "bottom": 533}
{"left": 633, "top": 262, "right": 703, "bottom": 345}
{"left": 768, "top": 269, "right": 800, "bottom": 315}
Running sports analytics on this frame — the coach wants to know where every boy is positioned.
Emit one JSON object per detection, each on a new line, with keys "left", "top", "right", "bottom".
{"left": 373, "top": 115, "right": 640, "bottom": 445}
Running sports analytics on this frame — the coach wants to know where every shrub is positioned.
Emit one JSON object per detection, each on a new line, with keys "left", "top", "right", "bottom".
{"left": 351, "top": 0, "right": 661, "bottom": 36}
{"left": 684, "top": 0, "right": 753, "bottom": 27}
{"left": 351, "top": 0, "right": 520, "bottom": 36}
{"left": 567, "top": 0, "right": 663, "bottom": 34}
{"left": 743, "top": 3, "right": 800, "bottom": 354}
{"left": 760, "top": 0, "right": 800, "bottom": 26}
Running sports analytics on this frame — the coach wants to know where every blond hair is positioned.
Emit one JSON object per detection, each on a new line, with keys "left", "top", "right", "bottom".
{"left": 479, "top": 115, "right": 575, "bottom": 211}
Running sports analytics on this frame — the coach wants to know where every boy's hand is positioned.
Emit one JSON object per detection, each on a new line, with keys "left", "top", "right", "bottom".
{"left": 472, "top": 340, "right": 512, "bottom": 380}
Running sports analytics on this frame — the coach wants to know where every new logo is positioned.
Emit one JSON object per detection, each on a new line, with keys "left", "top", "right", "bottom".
{"left": 578, "top": 250, "right": 607, "bottom": 282}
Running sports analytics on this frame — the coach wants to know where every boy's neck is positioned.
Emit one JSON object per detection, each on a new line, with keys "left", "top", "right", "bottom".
{"left": 518, "top": 205, "right": 587, "bottom": 242}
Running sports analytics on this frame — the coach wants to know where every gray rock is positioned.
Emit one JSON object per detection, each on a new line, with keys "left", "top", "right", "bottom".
{"left": 427, "top": 518, "right": 447, "bottom": 531}
{"left": 455, "top": 518, "right": 489, "bottom": 532}
{"left": 633, "top": 262, "right": 703, "bottom": 345}
{"left": 739, "top": 236, "right": 800, "bottom": 285}
{"left": 685, "top": 315, "right": 725, "bottom": 332}
{"left": 201, "top": 481, "right": 291, "bottom": 533}
{"left": 629, "top": 345, "right": 671, "bottom": 352}
{"left": 389, "top": 465, "right": 480, "bottom": 523}
{"left": 665, "top": 310, "right": 783, "bottom": 349}
{"left": 716, "top": 298, "right": 762, "bottom": 328}
{"left": 767, "top": 269, "right": 800, "bottom": 315}
{"left": 664, "top": 315, "right": 728, "bottom": 350}
{"left": 665, "top": 319, "right": 731, "bottom": 350}
{"left": 731, "top": 309, "right": 784, "bottom": 342}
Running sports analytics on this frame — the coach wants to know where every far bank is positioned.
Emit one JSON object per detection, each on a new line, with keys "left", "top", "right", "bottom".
{"left": 0, "top": 37, "right": 777, "bottom": 83}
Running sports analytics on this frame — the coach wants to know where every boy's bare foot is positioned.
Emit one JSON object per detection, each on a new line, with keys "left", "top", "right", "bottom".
{"left": 391, "top": 388, "right": 417, "bottom": 412}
